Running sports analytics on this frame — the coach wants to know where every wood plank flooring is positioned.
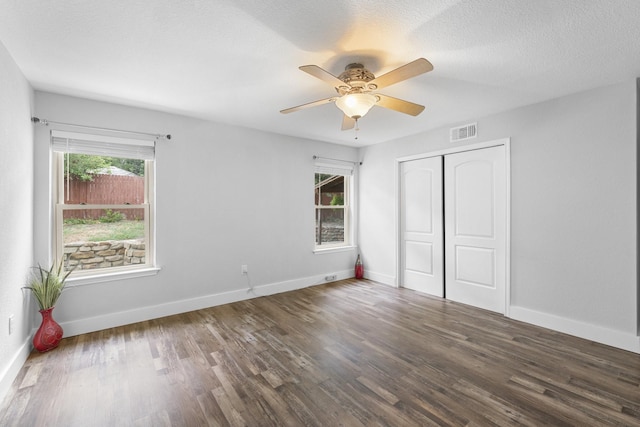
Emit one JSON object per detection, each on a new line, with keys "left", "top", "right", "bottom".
{"left": 1, "top": 279, "right": 639, "bottom": 426}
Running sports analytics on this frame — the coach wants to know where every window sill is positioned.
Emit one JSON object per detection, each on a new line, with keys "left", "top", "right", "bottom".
{"left": 313, "top": 245, "right": 357, "bottom": 255}
{"left": 66, "top": 266, "right": 161, "bottom": 287}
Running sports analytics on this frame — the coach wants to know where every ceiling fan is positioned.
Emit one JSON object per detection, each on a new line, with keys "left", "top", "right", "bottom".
{"left": 280, "top": 58, "right": 433, "bottom": 130}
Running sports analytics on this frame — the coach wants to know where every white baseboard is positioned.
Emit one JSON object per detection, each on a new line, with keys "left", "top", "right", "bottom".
{"left": 61, "top": 270, "right": 353, "bottom": 338}
{"left": 509, "top": 306, "right": 640, "bottom": 354}
{"left": 0, "top": 336, "right": 32, "bottom": 405}
{"left": 363, "top": 270, "right": 396, "bottom": 287}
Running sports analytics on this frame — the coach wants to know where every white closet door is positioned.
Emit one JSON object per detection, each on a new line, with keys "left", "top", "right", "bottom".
{"left": 400, "top": 156, "right": 444, "bottom": 296}
{"left": 444, "top": 145, "right": 506, "bottom": 313}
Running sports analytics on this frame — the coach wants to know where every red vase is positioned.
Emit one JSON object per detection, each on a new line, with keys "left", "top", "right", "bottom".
{"left": 33, "top": 307, "right": 63, "bottom": 352}
{"left": 355, "top": 254, "right": 364, "bottom": 279}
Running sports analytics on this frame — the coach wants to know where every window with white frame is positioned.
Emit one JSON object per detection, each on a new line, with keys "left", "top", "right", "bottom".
{"left": 51, "top": 130, "right": 155, "bottom": 276}
{"left": 314, "top": 159, "right": 353, "bottom": 249}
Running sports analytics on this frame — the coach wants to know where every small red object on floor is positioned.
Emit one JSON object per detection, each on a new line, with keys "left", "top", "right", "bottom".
{"left": 355, "top": 254, "right": 364, "bottom": 279}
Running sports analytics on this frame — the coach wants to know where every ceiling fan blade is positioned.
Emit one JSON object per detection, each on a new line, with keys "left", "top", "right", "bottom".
{"left": 280, "top": 97, "right": 336, "bottom": 114}
{"left": 368, "top": 58, "right": 433, "bottom": 90}
{"left": 299, "top": 65, "right": 350, "bottom": 89}
{"left": 376, "top": 94, "right": 425, "bottom": 116}
{"left": 341, "top": 115, "right": 356, "bottom": 130}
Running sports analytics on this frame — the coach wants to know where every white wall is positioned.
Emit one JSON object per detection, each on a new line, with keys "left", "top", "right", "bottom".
{"left": 33, "top": 92, "right": 359, "bottom": 336}
{"left": 0, "top": 41, "right": 35, "bottom": 400}
{"left": 359, "top": 80, "right": 639, "bottom": 352}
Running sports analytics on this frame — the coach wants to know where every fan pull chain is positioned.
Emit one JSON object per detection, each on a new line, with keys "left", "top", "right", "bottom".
{"left": 354, "top": 118, "right": 359, "bottom": 140}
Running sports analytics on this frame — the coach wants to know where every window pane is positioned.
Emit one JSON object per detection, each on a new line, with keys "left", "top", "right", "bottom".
{"left": 63, "top": 154, "right": 144, "bottom": 204}
{"left": 315, "top": 174, "right": 345, "bottom": 206}
{"left": 63, "top": 208, "right": 146, "bottom": 272}
{"left": 316, "top": 208, "right": 345, "bottom": 246}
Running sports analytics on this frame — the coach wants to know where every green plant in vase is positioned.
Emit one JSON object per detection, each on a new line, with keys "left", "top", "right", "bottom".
{"left": 23, "top": 261, "right": 73, "bottom": 352}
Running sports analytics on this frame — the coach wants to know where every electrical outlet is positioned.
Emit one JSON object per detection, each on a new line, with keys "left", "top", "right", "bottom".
{"left": 241, "top": 264, "right": 248, "bottom": 275}
{"left": 325, "top": 274, "right": 337, "bottom": 281}
{"left": 8, "top": 315, "right": 14, "bottom": 335}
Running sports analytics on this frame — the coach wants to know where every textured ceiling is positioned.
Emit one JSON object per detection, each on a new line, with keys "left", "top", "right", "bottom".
{"left": 2, "top": 0, "right": 640, "bottom": 146}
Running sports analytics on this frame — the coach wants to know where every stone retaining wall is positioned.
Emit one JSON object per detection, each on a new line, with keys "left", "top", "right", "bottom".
{"left": 317, "top": 223, "right": 344, "bottom": 244}
{"left": 64, "top": 240, "right": 145, "bottom": 270}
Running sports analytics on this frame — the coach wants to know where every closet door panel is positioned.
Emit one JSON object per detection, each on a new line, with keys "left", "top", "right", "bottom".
{"left": 400, "top": 157, "right": 444, "bottom": 296}
{"left": 445, "top": 146, "right": 506, "bottom": 313}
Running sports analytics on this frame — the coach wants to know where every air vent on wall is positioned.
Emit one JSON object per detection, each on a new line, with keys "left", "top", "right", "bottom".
{"left": 450, "top": 122, "right": 477, "bottom": 142}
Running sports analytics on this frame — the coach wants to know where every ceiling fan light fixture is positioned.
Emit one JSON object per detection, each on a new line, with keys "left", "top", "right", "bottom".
{"left": 335, "top": 93, "right": 378, "bottom": 119}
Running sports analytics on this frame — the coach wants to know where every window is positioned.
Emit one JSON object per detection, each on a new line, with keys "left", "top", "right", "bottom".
{"left": 51, "top": 130, "right": 155, "bottom": 278}
{"left": 314, "top": 159, "right": 354, "bottom": 250}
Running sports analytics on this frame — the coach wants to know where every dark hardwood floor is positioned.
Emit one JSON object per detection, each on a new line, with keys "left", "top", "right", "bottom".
{"left": 1, "top": 279, "right": 639, "bottom": 426}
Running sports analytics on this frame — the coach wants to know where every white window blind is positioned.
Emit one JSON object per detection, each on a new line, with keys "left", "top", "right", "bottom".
{"left": 51, "top": 130, "right": 155, "bottom": 160}
{"left": 314, "top": 159, "right": 354, "bottom": 176}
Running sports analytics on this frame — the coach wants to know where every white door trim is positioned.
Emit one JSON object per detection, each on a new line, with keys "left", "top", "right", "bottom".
{"left": 395, "top": 138, "right": 511, "bottom": 317}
